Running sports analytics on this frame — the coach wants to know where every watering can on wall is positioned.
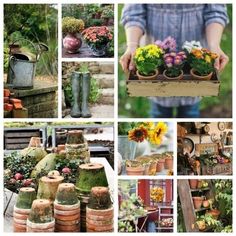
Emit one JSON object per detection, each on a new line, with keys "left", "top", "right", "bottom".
{"left": 7, "top": 39, "right": 48, "bottom": 89}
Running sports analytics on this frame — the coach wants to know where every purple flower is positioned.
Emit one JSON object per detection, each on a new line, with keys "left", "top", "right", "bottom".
{"left": 165, "top": 56, "right": 173, "bottom": 64}
{"left": 162, "top": 36, "right": 177, "bottom": 51}
{"left": 155, "top": 40, "right": 163, "bottom": 49}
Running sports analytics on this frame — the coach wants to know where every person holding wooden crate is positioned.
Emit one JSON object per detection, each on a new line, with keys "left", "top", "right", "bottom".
{"left": 120, "top": 4, "right": 229, "bottom": 118}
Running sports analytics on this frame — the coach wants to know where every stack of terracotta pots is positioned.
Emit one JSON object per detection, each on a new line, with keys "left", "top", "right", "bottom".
{"left": 54, "top": 183, "right": 80, "bottom": 232}
{"left": 27, "top": 199, "right": 55, "bottom": 232}
{"left": 65, "top": 130, "right": 90, "bottom": 162}
{"left": 76, "top": 163, "right": 108, "bottom": 232}
{"left": 86, "top": 187, "right": 113, "bottom": 232}
{"left": 13, "top": 187, "right": 36, "bottom": 232}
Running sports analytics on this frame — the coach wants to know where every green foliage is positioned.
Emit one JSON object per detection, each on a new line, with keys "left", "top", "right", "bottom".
{"left": 118, "top": 122, "right": 137, "bottom": 135}
{"left": 165, "top": 67, "right": 182, "bottom": 77}
{"left": 62, "top": 17, "right": 84, "bottom": 34}
{"left": 101, "top": 5, "right": 114, "bottom": 19}
{"left": 190, "top": 56, "right": 215, "bottom": 76}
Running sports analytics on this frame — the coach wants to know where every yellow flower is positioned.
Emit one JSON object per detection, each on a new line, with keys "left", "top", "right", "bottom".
{"left": 149, "top": 122, "right": 168, "bottom": 145}
{"left": 142, "top": 122, "right": 155, "bottom": 129}
{"left": 150, "top": 187, "right": 164, "bottom": 202}
{"left": 205, "top": 55, "right": 211, "bottom": 63}
{"left": 167, "top": 169, "right": 173, "bottom": 176}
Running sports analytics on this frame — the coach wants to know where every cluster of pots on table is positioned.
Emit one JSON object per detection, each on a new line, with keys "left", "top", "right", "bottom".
{"left": 125, "top": 153, "right": 173, "bottom": 176}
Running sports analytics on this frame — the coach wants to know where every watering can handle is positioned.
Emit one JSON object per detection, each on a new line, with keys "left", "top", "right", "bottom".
{"left": 9, "top": 38, "right": 40, "bottom": 60}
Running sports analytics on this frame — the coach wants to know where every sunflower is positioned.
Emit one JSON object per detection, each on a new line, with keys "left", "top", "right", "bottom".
{"left": 149, "top": 122, "right": 168, "bottom": 145}
{"left": 128, "top": 125, "right": 148, "bottom": 142}
{"left": 142, "top": 122, "right": 155, "bottom": 129}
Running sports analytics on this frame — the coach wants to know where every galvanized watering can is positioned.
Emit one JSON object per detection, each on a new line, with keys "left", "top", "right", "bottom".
{"left": 7, "top": 39, "right": 48, "bottom": 89}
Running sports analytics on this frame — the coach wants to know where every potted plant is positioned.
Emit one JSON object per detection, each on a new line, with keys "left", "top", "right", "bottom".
{"left": 101, "top": 5, "right": 114, "bottom": 26}
{"left": 189, "top": 179, "right": 199, "bottom": 189}
{"left": 125, "top": 160, "right": 145, "bottom": 176}
{"left": 134, "top": 44, "right": 163, "bottom": 80}
{"left": 164, "top": 152, "right": 173, "bottom": 169}
{"left": 189, "top": 48, "right": 218, "bottom": 80}
{"left": 155, "top": 36, "right": 177, "bottom": 53}
{"left": 62, "top": 17, "right": 85, "bottom": 54}
{"left": 82, "top": 26, "right": 113, "bottom": 56}
{"left": 163, "top": 51, "right": 186, "bottom": 80}
{"left": 192, "top": 196, "right": 203, "bottom": 209}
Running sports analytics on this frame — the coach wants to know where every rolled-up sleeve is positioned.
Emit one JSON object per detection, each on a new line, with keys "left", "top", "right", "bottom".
{"left": 204, "top": 4, "right": 229, "bottom": 27}
{"left": 120, "top": 4, "right": 147, "bottom": 33}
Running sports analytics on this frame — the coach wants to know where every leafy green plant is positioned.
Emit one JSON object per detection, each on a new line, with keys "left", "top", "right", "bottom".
{"left": 101, "top": 5, "right": 114, "bottom": 19}
{"left": 79, "top": 63, "right": 89, "bottom": 73}
{"left": 62, "top": 17, "right": 84, "bottom": 34}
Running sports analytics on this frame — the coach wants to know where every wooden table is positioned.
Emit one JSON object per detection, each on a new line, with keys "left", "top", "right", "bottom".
{"left": 4, "top": 157, "right": 113, "bottom": 232}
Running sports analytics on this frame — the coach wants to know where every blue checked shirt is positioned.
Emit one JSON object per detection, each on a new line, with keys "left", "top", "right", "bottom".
{"left": 121, "top": 4, "right": 229, "bottom": 107}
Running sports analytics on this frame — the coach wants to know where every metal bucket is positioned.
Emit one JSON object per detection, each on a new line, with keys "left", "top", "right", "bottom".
{"left": 7, "top": 39, "right": 48, "bottom": 89}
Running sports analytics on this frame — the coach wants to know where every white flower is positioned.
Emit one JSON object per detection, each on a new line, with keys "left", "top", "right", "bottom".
{"left": 182, "top": 40, "right": 202, "bottom": 53}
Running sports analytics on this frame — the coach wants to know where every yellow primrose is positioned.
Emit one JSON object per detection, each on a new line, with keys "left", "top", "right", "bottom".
{"left": 205, "top": 55, "right": 211, "bottom": 63}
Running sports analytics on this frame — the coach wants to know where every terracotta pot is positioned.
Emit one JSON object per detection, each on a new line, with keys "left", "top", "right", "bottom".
{"left": 14, "top": 206, "right": 31, "bottom": 215}
{"left": 13, "top": 212, "right": 29, "bottom": 220}
{"left": 54, "top": 201, "right": 80, "bottom": 211}
{"left": 28, "top": 137, "right": 41, "bottom": 147}
{"left": 57, "top": 144, "right": 65, "bottom": 153}
{"left": 197, "top": 180, "right": 203, "bottom": 189}
{"left": 76, "top": 163, "right": 108, "bottom": 193}
{"left": 28, "top": 199, "right": 54, "bottom": 224}
{"left": 15, "top": 187, "right": 36, "bottom": 210}
{"left": 54, "top": 208, "right": 80, "bottom": 216}
{"left": 192, "top": 196, "right": 203, "bottom": 209}
{"left": 156, "top": 161, "right": 164, "bottom": 172}
{"left": 126, "top": 165, "right": 145, "bottom": 176}
{"left": 164, "top": 158, "right": 173, "bottom": 169}
{"left": 55, "top": 183, "right": 79, "bottom": 205}
{"left": 86, "top": 206, "right": 114, "bottom": 217}
{"left": 55, "top": 223, "right": 80, "bottom": 232}
{"left": 189, "top": 179, "right": 199, "bottom": 189}
{"left": 63, "top": 33, "right": 82, "bottom": 54}
{"left": 148, "top": 161, "right": 157, "bottom": 175}
{"left": 54, "top": 213, "right": 80, "bottom": 221}
{"left": 37, "top": 175, "right": 64, "bottom": 202}
{"left": 48, "top": 170, "right": 60, "bottom": 177}
{"left": 86, "top": 218, "right": 113, "bottom": 226}
{"left": 143, "top": 163, "right": 151, "bottom": 175}
{"left": 55, "top": 219, "right": 80, "bottom": 226}
{"left": 27, "top": 226, "right": 55, "bottom": 232}
{"left": 13, "top": 222, "right": 27, "bottom": 232}
{"left": 136, "top": 69, "right": 158, "bottom": 80}
{"left": 163, "top": 69, "right": 184, "bottom": 80}
{"left": 86, "top": 222, "right": 113, "bottom": 232}
{"left": 14, "top": 218, "right": 27, "bottom": 225}
{"left": 190, "top": 68, "right": 213, "bottom": 80}
{"left": 203, "top": 200, "right": 210, "bottom": 208}
{"left": 206, "top": 209, "right": 220, "bottom": 219}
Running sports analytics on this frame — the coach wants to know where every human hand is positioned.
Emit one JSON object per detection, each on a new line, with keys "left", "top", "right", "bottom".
{"left": 209, "top": 46, "right": 229, "bottom": 72}
{"left": 119, "top": 45, "right": 137, "bottom": 73}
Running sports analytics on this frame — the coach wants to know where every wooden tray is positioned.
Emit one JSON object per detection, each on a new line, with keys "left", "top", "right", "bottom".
{"left": 126, "top": 70, "right": 220, "bottom": 97}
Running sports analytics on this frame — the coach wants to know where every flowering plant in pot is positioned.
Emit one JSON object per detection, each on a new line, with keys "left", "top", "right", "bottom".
{"left": 62, "top": 17, "right": 85, "bottom": 53}
{"left": 150, "top": 187, "right": 164, "bottom": 202}
{"left": 189, "top": 48, "right": 218, "bottom": 80}
{"left": 134, "top": 44, "right": 163, "bottom": 80}
{"left": 163, "top": 51, "right": 187, "bottom": 80}
{"left": 82, "top": 26, "right": 113, "bottom": 56}
{"left": 155, "top": 36, "right": 176, "bottom": 53}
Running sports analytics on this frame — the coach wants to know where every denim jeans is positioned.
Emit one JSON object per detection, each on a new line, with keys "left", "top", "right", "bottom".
{"left": 150, "top": 102, "right": 200, "bottom": 118}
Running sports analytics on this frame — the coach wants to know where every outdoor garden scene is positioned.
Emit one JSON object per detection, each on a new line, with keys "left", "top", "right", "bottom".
{"left": 178, "top": 179, "right": 232, "bottom": 233}
{"left": 177, "top": 122, "right": 232, "bottom": 175}
{"left": 118, "top": 179, "right": 173, "bottom": 232}
{"left": 118, "top": 122, "right": 174, "bottom": 176}
{"left": 118, "top": 4, "right": 232, "bottom": 118}
{"left": 62, "top": 4, "right": 114, "bottom": 58}
{"left": 62, "top": 62, "right": 114, "bottom": 118}
{"left": 4, "top": 122, "right": 114, "bottom": 232}
{"left": 4, "top": 4, "right": 58, "bottom": 118}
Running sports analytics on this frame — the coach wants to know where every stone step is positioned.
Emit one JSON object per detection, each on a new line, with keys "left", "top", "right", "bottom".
{"left": 99, "top": 88, "right": 114, "bottom": 105}
{"left": 93, "top": 74, "right": 114, "bottom": 89}
{"left": 98, "top": 62, "right": 114, "bottom": 74}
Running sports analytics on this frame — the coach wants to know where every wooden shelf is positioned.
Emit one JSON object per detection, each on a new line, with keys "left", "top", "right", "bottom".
{"left": 190, "top": 187, "right": 210, "bottom": 192}
{"left": 194, "top": 207, "right": 210, "bottom": 213}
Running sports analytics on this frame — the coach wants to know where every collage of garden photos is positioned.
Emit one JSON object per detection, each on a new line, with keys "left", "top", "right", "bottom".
{"left": 1, "top": 0, "right": 235, "bottom": 235}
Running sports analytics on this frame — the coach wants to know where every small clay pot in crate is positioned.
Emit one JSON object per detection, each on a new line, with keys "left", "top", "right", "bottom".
{"left": 27, "top": 199, "right": 55, "bottom": 232}
{"left": 86, "top": 186, "right": 114, "bottom": 232}
{"left": 54, "top": 183, "right": 80, "bottom": 232}
{"left": 13, "top": 187, "right": 36, "bottom": 232}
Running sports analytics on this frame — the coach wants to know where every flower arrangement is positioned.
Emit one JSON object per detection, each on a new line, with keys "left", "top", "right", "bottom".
{"left": 182, "top": 40, "right": 202, "bottom": 53}
{"left": 163, "top": 51, "right": 187, "bottom": 78}
{"left": 150, "top": 187, "right": 164, "bottom": 202}
{"left": 62, "top": 17, "right": 85, "bottom": 35}
{"left": 155, "top": 36, "right": 177, "bottom": 52}
{"left": 134, "top": 44, "right": 163, "bottom": 77}
{"left": 82, "top": 26, "right": 113, "bottom": 49}
{"left": 189, "top": 48, "right": 218, "bottom": 76}
{"left": 128, "top": 122, "right": 168, "bottom": 145}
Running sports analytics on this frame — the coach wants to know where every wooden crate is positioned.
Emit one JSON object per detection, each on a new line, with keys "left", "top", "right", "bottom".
{"left": 202, "top": 163, "right": 232, "bottom": 175}
{"left": 126, "top": 70, "right": 220, "bottom": 97}
{"left": 195, "top": 143, "right": 218, "bottom": 155}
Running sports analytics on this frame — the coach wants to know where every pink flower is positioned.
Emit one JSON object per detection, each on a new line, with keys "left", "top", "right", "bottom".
{"left": 165, "top": 56, "right": 173, "bottom": 64}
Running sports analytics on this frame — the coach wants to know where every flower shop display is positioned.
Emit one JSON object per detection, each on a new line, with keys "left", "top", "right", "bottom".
{"left": 62, "top": 17, "right": 85, "bottom": 53}
{"left": 126, "top": 37, "right": 221, "bottom": 97}
{"left": 82, "top": 26, "right": 113, "bottom": 56}
{"left": 163, "top": 51, "right": 187, "bottom": 80}
{"left": 27, "top": 199, "right": 55, "bottom": 232}
{"left": 189, "top": 48, "right": 218, "bottom": 80}
{"left": 86, "top": 187, "right": 114, "bottom": 232}
{"left": 13, "top": 187, "right": 36, "bottom": 232}
{"left": 54, "top": 183, "right": 80, "bottom": 232}
{"left": 134, "top": 44, "right": 163, "bottom": 80}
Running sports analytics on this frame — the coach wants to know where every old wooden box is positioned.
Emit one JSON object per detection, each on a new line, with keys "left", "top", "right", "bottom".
{"left": 126, "top": 70, "right": 220, "bottom": 97}
{"left": 202, "top": 163, "right": 232, "bottom": 175}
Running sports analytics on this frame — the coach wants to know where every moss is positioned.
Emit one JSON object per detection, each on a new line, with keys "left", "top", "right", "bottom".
{"left": 28, "top": 205, "right": 53, "bottom": 223}
{"left": 16, "top": 188, "right": 36, "bottom": 209}
{"left": 20, "top": 147, "right": 47, "bottom": 162}
{"left": 88, "top": 192, "right": 112, "bottom": 210}
{"left": 56, "top": 189, "right": 79, "bottom": 205}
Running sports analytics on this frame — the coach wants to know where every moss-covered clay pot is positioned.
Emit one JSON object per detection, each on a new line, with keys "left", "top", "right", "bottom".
{"left": 76, "top": 163, "right": 108, "bottom": 193}
{"left": 27, "top": 199, "right": 55, "bottom": 232}
{"left": 88, "top": 187, "right": 112, "bottom": 210}
{"left": 37, "top": 175, "right": 64, "bottom": 202}
{"left": 13, "top": 187, "right": 36, "bottom": 232}
{"left": 28, "top": 137, "right": 41, "bottom": 147}
{"left": 164, "top": 158, "right": 173, "bottom": 170}
{"left": 65, "top": 130, "right": 90, "bottom": 162}
{"left": 86, "top": 207, "right": 114, "bottom": 232}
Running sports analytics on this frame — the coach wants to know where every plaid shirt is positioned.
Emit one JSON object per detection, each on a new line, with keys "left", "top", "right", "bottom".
{"left": 121, "top": 4, "right": 229, "bottom": 107}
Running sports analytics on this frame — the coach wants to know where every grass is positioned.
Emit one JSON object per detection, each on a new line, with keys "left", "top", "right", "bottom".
{"left": 118, "top": 4, "right": 232, "bottom": 118}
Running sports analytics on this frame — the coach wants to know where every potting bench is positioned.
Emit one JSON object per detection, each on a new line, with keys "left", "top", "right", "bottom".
{"left": 178, "top": 179, "right": 213, "bottom": 232}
